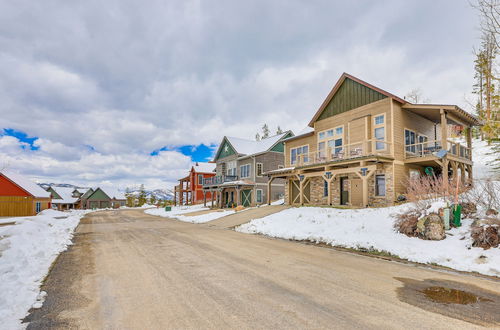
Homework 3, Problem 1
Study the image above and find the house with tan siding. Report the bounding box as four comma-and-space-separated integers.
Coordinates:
266, 73, 481, 208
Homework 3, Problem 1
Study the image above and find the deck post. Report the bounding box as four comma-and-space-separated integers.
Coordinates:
203, 191, 206, 207
236, 187, 240, 206
440, 109, 448, 151
466, 125, 472, 159
267, 177, 275, 205
299, 180, 304, 205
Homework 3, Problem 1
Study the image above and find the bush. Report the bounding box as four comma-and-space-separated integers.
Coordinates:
471, 218, 500, 249
394, 209, 421, 237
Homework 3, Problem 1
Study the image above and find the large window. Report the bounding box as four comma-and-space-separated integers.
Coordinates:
375, 175, 386, 196
198, 174, 203, 185
373, 115, 385, 150
318, 126, 343, 157
291, 145, 309, 164
240, 164, 251, 178
405, 129, 416, 153
256, 163, 263, 177
256, 189, 263, 203
226, 161, 236, 176
36, 202, 41, 213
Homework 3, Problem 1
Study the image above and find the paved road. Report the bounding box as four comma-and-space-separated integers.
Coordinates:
25, 209, 500, 329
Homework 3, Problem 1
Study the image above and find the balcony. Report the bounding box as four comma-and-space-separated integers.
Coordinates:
203, 175, 239, 187
404, 139, 471, 161
293, 140, 392, 167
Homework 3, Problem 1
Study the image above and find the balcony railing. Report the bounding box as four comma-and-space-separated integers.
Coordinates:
404, 139, 471, 160
292, 140, 392, 167
203, 175, 239, 187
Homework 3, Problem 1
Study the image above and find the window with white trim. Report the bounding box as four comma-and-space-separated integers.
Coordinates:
256, 189, 263, 203
290, 145, 309, 164
373, 114, 386, 150
375, 175, 386, 196
256, 163, 263, 177
226, 161, 236, 176
240, 164, 251, 178
36, 202, 41, 213
198, 174, 203, 185
318, 125, 343, 157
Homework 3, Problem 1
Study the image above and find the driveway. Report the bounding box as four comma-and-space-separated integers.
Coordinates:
25, 209, 500, 329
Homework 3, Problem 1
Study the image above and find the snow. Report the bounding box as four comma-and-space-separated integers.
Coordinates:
192, 162, 216, 173
49, 186, 78, 204
1, 171, 50, 198
236, 202, 500, 278
99, 187, 126, 200
227, 131, 289, 156
472, 139, 498, 179
145, 204, 242, 223
0, 209, 91, 329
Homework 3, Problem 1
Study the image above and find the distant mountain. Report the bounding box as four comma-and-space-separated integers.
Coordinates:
126, 188, 174, 201
38, 183, 88, 190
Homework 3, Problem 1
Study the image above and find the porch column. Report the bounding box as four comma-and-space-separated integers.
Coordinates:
442, 158, 449, 193
451, 161, 458, 181
466, 126, 472, 160
267, 177, 275, 205
236, 187, 240, 206
460, 163, 466, 185
440, 109, 448, 151
211, 190, 215, 208
173, 190, 176, 206
203, 191, 207, 207
468, 164, 474, 182
299, 180, 304, 205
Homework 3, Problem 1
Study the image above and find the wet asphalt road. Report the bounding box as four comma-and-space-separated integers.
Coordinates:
24, 209, 500, 329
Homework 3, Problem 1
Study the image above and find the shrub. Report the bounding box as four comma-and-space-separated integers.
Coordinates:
471, 218, 500, 249
394, 209, 421, 237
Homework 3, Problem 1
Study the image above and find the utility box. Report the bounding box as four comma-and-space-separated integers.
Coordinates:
165, 206, 172, 212
452, 204, 462, 227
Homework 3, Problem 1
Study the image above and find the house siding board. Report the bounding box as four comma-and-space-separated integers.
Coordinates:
317, 77, 387, 122
87, 189, 110, 201
46, 187, 62, 200
216, 140, 236, 160
0, 175, 31, 196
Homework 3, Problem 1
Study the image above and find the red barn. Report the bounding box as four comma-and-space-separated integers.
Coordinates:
0, 171, 52, 217
175, 162, 216, 205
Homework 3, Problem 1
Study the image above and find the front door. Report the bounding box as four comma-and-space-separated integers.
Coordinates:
340, 177, 349, 205
241, 189, 252, 207
351, 179, 363, 207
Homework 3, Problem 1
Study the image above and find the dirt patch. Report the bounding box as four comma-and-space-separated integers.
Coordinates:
183, 209, 223, 217
395, 277, 500, 326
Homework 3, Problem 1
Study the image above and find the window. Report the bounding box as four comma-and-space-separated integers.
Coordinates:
335, 127, 343, 135
36, 202, 41, 213
226, 161, 236, 176
198, 174, 203, 185
319, 132, 325, 140
375, 175, 386, 196
373, 115, 386, 150
290, 145, 309, 164
374, 115, 384, 125
240, 164, 251, 178
256, 163, 263, 177
323, 180, 328, 197
256, 189, 263, 203
318, 126, 343, 156
405, 129, 416, 153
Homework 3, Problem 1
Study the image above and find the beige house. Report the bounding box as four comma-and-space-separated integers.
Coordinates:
267, 73, 481, 208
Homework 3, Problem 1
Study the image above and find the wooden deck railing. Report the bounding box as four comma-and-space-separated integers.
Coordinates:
202, 175, 239, 187
404, 139, 471, 160
293, 140, 392, 167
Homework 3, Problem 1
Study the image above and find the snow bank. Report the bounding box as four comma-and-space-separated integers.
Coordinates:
0, 209, 91, 329
472, 139, 498, 179
236, 204, 500, 277
145, 204, 239, 223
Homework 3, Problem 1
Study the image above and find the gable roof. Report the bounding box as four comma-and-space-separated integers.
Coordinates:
214, 131, 292, 160
0, 171, 51, 198
49, 186, 79, 204
308, 73, 407, 127
100, 187, 126, 200
191, 162, 216, 174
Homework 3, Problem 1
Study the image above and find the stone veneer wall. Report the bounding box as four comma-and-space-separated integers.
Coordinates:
368, 163, 394, 207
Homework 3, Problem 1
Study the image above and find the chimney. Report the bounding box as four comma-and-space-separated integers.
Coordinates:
196, 162, 199, 166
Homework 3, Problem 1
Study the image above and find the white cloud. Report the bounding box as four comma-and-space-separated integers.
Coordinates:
0, 0, 481, 189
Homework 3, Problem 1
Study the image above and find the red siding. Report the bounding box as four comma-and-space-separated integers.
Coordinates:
0, 175, 31, 196
190, 168, 216, 204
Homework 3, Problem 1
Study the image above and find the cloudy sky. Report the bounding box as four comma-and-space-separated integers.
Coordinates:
0, 0, 481, 190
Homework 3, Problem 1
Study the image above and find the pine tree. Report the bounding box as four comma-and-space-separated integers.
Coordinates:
255, 133, 261, 141
262, 123, 270, 139
138, 184, 147, 206
276, 126, 283, 134
125, 187, 134, 207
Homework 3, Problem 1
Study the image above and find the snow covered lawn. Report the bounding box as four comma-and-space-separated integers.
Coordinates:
0, 209, 91, 329
236, 204, 500, 278
145, 204, 254, 224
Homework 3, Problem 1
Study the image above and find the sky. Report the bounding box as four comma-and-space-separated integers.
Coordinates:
0, 0, 482, 191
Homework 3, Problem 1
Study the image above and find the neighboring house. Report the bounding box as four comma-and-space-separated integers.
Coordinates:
267, 73, 481, 208
0, 171, 51, 216
174, 162, 216, 205
203, 131, 293, 207
74, 188, 94, 209
85, 188, 126, 209
46, 186, 80, 210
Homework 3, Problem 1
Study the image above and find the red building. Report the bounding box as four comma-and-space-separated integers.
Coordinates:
174, 162, 216, 205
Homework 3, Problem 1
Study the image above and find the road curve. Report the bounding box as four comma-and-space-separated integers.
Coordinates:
25, 209, 500, 329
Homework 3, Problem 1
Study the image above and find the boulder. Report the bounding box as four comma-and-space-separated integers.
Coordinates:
416, 213, 446, 240
486, 208, 499, 216
471, 218, 500, 249
461, 202, 477, 217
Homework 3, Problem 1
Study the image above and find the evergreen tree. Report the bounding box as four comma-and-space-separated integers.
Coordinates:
138, 184, 147, 206
262, 123, 270, 139
150, 194, 157, 205
276, 126, 283, 134
125, 187, 134, 207
255, 133, 261, 141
